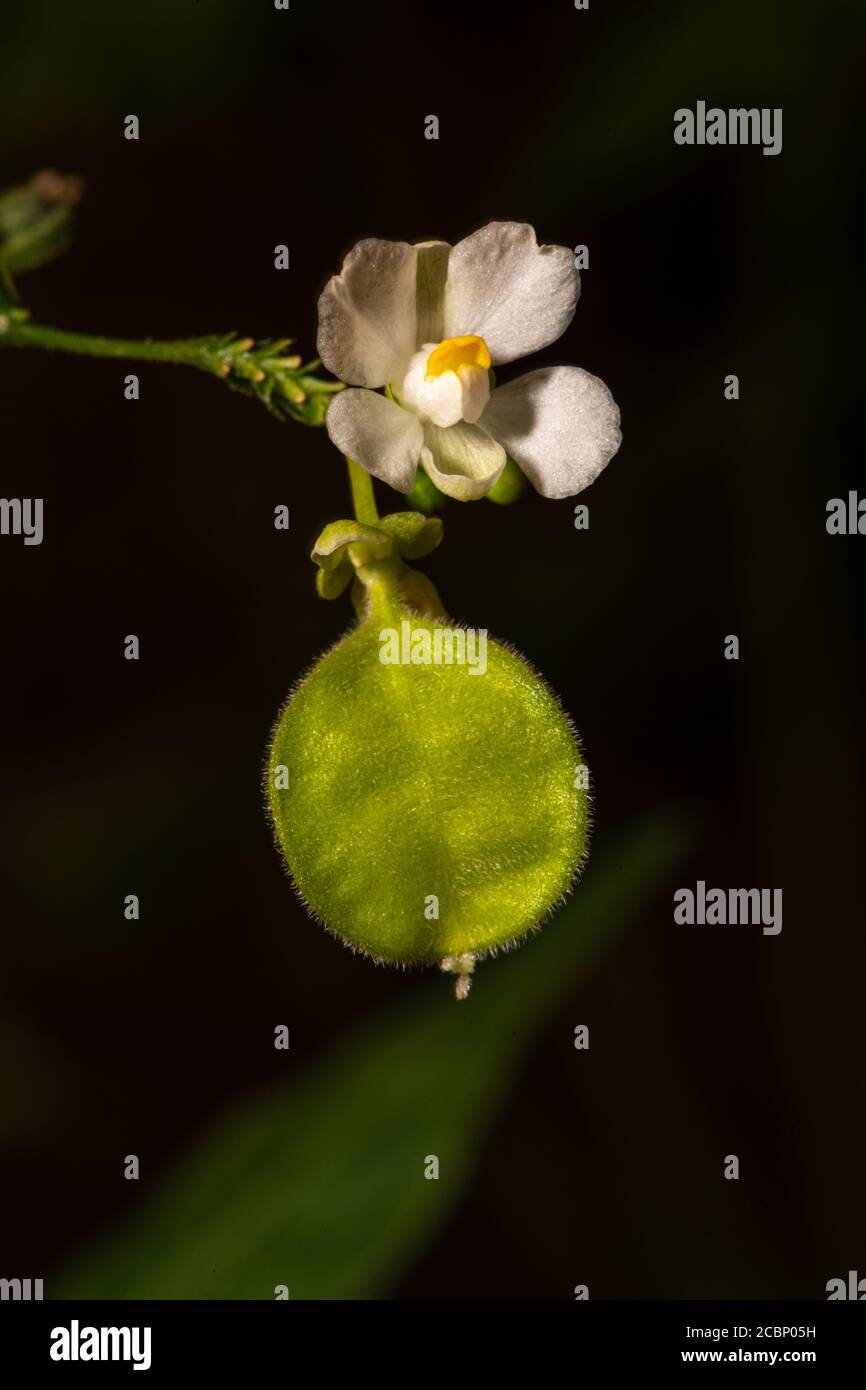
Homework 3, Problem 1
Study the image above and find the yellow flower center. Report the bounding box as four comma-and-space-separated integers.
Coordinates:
425, 334, 491, 381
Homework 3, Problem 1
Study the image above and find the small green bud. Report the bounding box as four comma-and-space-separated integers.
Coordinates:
486, 455, 527, 505
405, 468, 448, 513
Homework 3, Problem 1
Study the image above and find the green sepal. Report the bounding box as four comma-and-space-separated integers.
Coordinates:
378, 511, 443, 559
395, 567, 447, 618
315, 563, 353, 600
311, 519, 394, 571
311, 514, 444, 601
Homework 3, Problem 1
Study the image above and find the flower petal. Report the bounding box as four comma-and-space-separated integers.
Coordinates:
325, 389, 424, 493
483, 369, 619, 500
443, 222, 578, 366
317, 238, 418, 388
420, 421, 506, 501
481, 366, 621, 500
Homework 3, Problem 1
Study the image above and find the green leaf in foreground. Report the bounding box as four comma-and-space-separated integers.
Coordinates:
55, 817, 685, 1300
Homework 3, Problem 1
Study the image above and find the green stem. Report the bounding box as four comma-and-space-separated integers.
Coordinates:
346, 456, 379, 525
0, 319, 223, 371
0, 314, 344, 425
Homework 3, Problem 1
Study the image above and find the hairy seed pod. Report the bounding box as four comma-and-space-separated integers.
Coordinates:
267, 554, 589, 982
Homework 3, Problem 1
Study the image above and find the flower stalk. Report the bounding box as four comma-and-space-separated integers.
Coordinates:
346, 456, 380, 525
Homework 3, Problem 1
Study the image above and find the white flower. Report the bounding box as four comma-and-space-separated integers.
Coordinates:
317, 221, 621, 501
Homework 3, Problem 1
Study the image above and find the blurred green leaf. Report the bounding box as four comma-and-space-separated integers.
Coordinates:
56, 815, 685, 1300
0, 170, 82, 278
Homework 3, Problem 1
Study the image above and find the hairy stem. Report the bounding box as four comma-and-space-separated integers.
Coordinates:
0, 315, 343, 425
0, 320, 243, 369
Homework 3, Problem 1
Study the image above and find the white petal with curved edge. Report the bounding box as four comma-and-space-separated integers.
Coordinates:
325, 389, 424, 493
481, 366, 621, 499
420, 421, 506, 501
443, 222, 579, 366
317, 238, 418, 388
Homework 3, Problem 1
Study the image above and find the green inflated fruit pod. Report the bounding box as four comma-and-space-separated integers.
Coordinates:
266, 513, 590, 997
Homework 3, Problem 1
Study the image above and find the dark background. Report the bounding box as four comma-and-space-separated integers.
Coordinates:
1, 0, 863, 1299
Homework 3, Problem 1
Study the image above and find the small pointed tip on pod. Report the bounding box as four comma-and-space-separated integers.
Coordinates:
441, 952, 475, 1001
